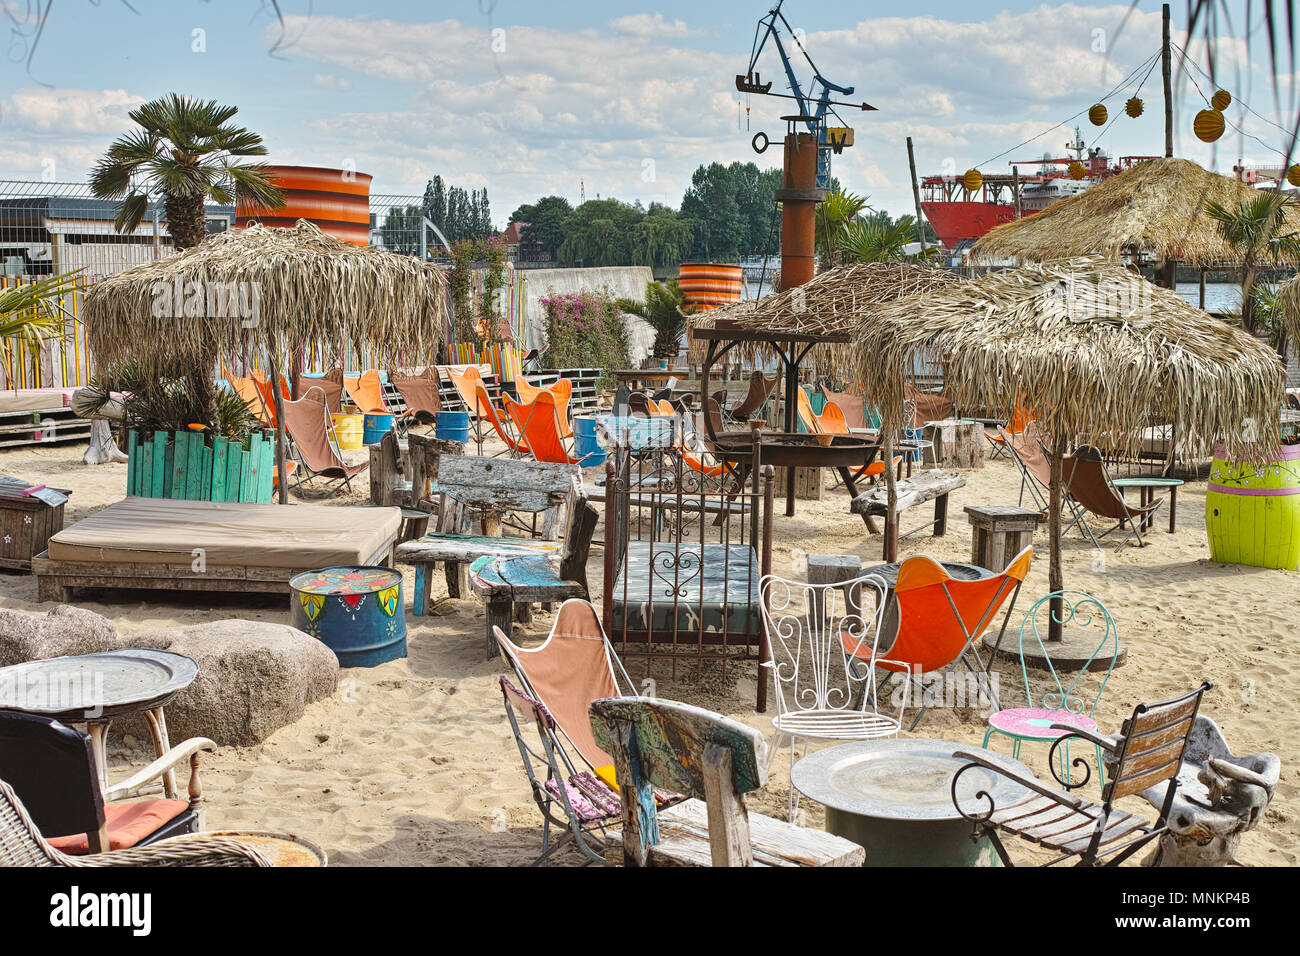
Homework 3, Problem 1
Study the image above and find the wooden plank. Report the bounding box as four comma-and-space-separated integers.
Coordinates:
141, 438, 154, 498
211, 437, 228, 502
436, 455, 577, 514
256, 432, 275, 503
185, 431, 203, 500
850, 469, 966, 517
171, 430, 188, 499
151, 431, 167, 498
243, 433, 262, 503
396, 534, 558, 564
126, 430, 139, 496
199, 445, 213, 502
162, 439, 175, 499
702, 742, 753, 866
224, 445, 242, 502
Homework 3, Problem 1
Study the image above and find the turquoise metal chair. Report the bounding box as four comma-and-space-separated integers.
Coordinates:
983, 591, 1119, 789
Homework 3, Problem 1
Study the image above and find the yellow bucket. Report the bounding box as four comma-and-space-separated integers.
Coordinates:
331, 413, 364, 451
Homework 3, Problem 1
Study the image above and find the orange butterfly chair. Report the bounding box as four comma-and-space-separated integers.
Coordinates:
503, 391, 579, 464
795, 387, 899, 484
446, 366, 520, 454
343, 370, 398, 415
648, 399, 725, 478
224, 370, 272, 426
844, 546, 1034, 730
515, 377, 574, 439
985, 394, 1035, 460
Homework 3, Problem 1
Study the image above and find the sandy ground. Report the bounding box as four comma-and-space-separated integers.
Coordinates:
0, 435, 1296, 867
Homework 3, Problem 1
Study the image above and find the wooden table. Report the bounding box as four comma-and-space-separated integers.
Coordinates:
964, 505, 1043, 570
611, 369, 682, 392
1111, 476, 1183, 533
0, 649, 197, 793
791, 738, 1034, 866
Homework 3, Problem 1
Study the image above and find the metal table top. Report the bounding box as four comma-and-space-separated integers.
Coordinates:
791, 738, 1033, 822
1110, 476, 1185, 488
861, 560, 990, 587
0, 649, 198, 721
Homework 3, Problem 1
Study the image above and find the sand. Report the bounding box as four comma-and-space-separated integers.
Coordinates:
1, 438, 1295, 866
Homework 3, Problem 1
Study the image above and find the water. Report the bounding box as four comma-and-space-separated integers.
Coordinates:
1176, 282, 1241, 313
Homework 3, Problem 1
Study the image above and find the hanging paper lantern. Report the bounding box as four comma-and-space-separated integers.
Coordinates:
1088, 103, 1108, 126
1068, 161, 1088, 180
1211, 89, 1232, 111
1125, 97, 1144, 118
961, 169, 983, 192
1193, 109, 1225, 142
1288, 164, 1300, 187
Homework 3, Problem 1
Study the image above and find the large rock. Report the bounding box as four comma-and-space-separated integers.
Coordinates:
0, 606, 337, 746
124, 620, 338, 747
0, 604, 123, 667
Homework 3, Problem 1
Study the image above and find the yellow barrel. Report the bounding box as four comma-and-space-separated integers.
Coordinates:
331, 413, 364, 451
1206, 444, 1300, 570
678, 262, 743, 312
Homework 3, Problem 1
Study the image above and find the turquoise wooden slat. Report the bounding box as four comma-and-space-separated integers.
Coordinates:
151, 431, 167, 498
224, 445, 243, 502
169, 431, 187, 499
242, 434, 260, 503
141, 438, 154, 498
186, 431, 204, 500
256, 431, 275, 502
200, 445, 213, 501
126, 430, 138, 496
162, 441, 175, 498
212, 437, 228, 501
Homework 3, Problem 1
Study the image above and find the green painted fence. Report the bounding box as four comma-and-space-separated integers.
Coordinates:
126, 428, 277, 503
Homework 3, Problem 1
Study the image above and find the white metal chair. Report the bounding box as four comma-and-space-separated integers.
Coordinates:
760, 571, 906, 821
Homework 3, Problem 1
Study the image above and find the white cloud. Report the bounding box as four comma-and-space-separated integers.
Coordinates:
3, 88, 142, 134
609, 13, 699, 38
313, 73, 351, 91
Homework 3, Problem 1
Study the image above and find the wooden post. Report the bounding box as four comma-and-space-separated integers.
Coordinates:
883, 432, 899, 563
906, 136, 927, 251
1047, 436, 1066, 642
268, 339, 290, 505
1199, 268, 1207, 309
1012, 166, 1022, 219
1162, 3, 1173, 159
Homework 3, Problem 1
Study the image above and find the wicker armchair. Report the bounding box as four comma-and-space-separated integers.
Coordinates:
1, 780, 270, 867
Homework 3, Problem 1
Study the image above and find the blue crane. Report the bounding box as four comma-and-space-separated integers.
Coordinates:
736, 1, 875, 189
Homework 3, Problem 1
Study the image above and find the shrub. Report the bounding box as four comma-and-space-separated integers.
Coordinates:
540, 289, 629, 388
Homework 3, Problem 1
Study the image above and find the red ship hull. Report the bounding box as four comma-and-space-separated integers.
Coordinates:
921, 201, 1018, 250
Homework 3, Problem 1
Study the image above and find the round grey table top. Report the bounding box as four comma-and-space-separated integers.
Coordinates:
861, 560, 990, 587
791, 738, 1034, 822
1110, 476, 1184, 488
0, 649, 198, 721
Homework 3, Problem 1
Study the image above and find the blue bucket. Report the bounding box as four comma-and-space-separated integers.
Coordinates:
289, 566, 407, 668
573, 416, 606, 468
436, 410, 470, 445
363, 412, 395, 444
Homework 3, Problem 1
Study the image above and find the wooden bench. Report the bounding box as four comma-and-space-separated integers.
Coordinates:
467, 494, 599, 658
850, 469, 967, 561
398, 452, 579, 612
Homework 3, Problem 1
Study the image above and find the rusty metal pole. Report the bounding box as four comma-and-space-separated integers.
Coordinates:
773, 130, 825, 515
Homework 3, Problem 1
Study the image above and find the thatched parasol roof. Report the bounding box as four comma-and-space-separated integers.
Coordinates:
854, 257, 1285, 461
970, 158, 1300, 268
84, 219, 447, 373
1279, 273, 1300, 350
688, 262, 963, 372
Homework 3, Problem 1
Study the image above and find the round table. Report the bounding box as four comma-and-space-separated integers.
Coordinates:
1110, 476, 1183, 533
791, 738, 1034, 866
0, 649, 198, 792
159, 830, 327, 867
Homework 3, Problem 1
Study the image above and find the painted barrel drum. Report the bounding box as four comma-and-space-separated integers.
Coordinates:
573, 416, 607, 468
436, 410, 470, 444
331, 413, 364, 450
236, 165, 372, 246
289, 566, 406, 667
363, 413, 395, 445
678, 262, 743, 312
1206, 444, 1300, 570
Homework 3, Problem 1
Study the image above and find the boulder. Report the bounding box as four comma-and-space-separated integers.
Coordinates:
0, 606, 337, 747
124, 620, 338, 747
0, 604, 123, 668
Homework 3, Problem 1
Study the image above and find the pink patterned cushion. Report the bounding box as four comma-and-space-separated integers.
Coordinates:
544, 772, 619, 823
988, 707, 1098, 740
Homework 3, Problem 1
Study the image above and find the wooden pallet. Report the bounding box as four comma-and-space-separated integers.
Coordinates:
0, 406, 93, 449
125, 428, 277, 503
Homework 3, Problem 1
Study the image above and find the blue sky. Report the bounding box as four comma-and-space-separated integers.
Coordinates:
1, 1, 1293, 227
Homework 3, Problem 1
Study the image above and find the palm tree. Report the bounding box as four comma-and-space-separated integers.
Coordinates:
1250, 281, 1291, 364
838, 214, 937, 265
619, 281, 687, 359
816, 188, 870, 272
90, 94, 283, 250
1204, 192, 1300, 335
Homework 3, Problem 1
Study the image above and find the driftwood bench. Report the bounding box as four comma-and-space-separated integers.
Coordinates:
468, 495, 599, 658
397, 454, 579, 613
850, 469, 966, 560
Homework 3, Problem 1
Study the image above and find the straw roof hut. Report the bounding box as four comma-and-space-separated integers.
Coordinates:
1279, 273, 1300, 350
853, 257, 1286, 634
970, 158, 1300, 268
84, 219, 449, 501
688, 262, 962, 373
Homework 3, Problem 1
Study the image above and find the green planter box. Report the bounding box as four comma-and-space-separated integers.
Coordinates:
125, 428, 276, 503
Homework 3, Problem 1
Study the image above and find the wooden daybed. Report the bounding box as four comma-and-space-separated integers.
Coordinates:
32, 496, 401, 602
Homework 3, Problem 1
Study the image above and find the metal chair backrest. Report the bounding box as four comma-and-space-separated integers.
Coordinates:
0, 710, 104, 848
761, 572, 889, 716
1015, 591, 1119, 717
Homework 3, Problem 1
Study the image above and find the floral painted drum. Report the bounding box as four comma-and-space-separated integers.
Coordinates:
289, 566, 406, 668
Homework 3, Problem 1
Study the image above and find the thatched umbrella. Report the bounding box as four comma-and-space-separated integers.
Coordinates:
854, 257, 1286, 639
1279, 273, 1300, 353
84, 220, 448, 502
970, 158, 1300, 278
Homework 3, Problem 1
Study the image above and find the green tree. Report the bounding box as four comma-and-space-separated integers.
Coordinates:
816, 187, 871, 271
619, 280, 687, 358
521, 195, 573, 261
424, 176, 447, 233
90, 94, 283, 250
838, 214, 936, 265
1205, 192, 1300, 334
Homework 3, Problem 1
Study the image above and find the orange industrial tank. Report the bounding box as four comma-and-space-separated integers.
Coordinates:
678, 262, 743, 312
236, 165, 372, 246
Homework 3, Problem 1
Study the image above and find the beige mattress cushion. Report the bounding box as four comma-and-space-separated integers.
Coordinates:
49, 497, 401, 569
0, 389, 72, 413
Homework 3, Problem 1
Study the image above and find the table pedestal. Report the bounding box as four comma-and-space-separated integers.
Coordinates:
824, 810, 1002, 867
